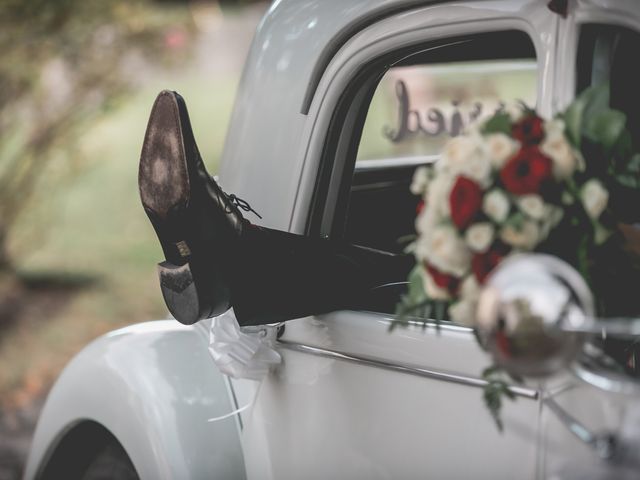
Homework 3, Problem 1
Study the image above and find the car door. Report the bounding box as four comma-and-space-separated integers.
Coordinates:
233, 3, 558, 479
542, 2, 640, 478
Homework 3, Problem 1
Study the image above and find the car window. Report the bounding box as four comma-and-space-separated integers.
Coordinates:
344, 32, 537, 256
316, 30, 538, 315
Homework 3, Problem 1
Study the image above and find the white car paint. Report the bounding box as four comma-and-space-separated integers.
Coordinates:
24, 321, 245, 479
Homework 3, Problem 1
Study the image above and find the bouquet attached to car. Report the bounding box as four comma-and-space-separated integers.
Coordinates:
400, 84, 640, 427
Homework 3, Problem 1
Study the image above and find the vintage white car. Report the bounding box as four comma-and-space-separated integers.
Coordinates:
23, 0, 640, 478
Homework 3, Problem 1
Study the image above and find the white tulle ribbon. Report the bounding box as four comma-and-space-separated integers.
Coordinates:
206, 309, 281, 423
207, 309, 282, 380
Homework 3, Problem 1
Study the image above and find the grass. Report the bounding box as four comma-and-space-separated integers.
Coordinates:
1, 73, 239, 408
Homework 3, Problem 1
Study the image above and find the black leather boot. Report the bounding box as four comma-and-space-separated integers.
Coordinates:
139, 91, 413, 326
139, 90, 250, 324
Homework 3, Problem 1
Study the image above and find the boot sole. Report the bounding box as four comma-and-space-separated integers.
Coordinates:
139, 91, 212, 325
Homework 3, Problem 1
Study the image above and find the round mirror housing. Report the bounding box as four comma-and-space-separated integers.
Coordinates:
476, 254, 593, 377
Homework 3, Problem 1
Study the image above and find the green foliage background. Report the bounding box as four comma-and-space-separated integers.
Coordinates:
0, 0, 264, 414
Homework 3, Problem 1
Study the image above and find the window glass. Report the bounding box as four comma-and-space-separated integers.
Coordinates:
356, 59, 537, 164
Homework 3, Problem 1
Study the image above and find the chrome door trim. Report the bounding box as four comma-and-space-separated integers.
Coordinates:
371, 315, 476, 334
276, 339, 539, 399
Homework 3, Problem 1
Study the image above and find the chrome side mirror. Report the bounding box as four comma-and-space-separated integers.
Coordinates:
476, 254, 592, 377
477, 253, 640, 386
476, 254, 640, 462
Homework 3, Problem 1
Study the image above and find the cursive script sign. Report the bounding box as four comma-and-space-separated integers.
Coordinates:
383, 79, 510, 143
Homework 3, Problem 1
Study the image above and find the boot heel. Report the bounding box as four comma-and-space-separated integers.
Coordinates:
158, 261, 201, 325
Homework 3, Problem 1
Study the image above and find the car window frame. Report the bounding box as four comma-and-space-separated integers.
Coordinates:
306, 30, 542, 243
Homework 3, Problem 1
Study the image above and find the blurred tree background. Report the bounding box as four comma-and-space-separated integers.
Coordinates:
0, 0, 266, 477
0, 0, 193, 270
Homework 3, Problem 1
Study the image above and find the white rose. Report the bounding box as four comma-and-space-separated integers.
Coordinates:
439, 136, 479, 175
465, 222, 495, 253
442, 133, 493, 186
581, 179, 609, 219
425, 224, 471, 277
539, 205, 564, 239
460, 151, 492, 187
548, 205, 564, 227
544, 119, 565, 138
422, 268, 451, 301
449, 298, 477, 326
517, 195, 545, 220
413, 235, 430, 262
415, 207, 436, 235
504, 102, 525, 122
460, 274, 480, 301
486, 133, 519, 169
426, 174, 454, 220
483, 189, 510, 224
541, 131, 577, 180
410, 166, 430, 195
500, 219, 539, 250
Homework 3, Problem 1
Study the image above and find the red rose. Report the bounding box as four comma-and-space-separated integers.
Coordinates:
500, 146, 552, 195
449, 176, 483, 229
512, 114, 544, 145
425, 263, 460, 295
416, 200, 425, 215
472, 246, 508, 284
495, 330, 512, 358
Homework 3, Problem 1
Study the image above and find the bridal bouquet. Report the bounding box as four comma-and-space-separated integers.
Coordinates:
400, 85, 640, 427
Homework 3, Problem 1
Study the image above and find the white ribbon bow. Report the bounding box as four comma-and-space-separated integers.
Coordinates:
208, 309, 282, 380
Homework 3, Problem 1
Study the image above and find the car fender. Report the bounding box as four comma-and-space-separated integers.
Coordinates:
23, 320, 246, 480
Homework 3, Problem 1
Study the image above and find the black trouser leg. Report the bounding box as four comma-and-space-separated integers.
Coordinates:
230, 225, 413, 326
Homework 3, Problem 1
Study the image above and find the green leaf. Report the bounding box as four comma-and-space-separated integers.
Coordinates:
562, 84, 610, 148
481, 365, 519, 433
481, 112, 512, 136
594, 222, 612, 246
504, 212, 525, 229
616, 130, 633, 160
584, 109, 627, 152
407, 264, 427, 305
482, 365, 502, 377
628, 153, 640, 173
576, 235, 592, 287
616, 173, 640, 188
582, 83, 611, 120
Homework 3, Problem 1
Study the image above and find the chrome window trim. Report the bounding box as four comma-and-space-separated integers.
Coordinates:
276, 339, 539, 400
354, 155, 437, 172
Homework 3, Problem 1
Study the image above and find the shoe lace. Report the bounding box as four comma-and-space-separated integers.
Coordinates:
226, 193, 262, 219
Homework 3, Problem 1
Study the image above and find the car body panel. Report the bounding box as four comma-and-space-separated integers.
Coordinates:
239, 313, 540, 479
23, 321, 245, 480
